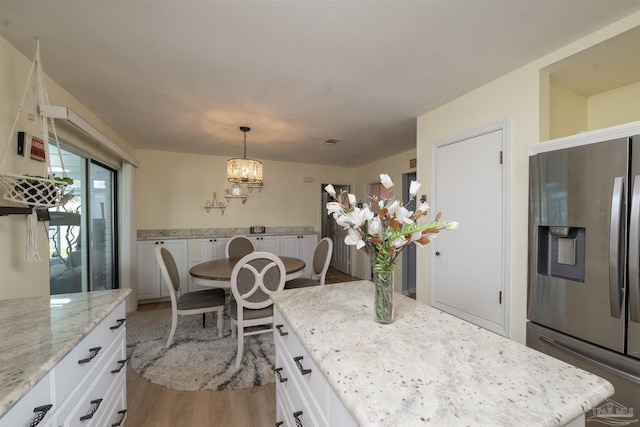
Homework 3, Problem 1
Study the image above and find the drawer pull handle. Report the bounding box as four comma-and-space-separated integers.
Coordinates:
29, 404, 53, 427
78, 347, 102, 364
275, 324, 288, 336
293, 356, 312, 375
293, 410, 304, 427
274, 367, 288, 382
110, 318, 126, 330
111, 358, 129, 374
79, 398, 103, 421
111, 409, 127, 426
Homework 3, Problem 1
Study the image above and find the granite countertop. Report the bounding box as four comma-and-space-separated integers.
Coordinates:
0, 289, 131, 418
137, 226, 317, 240
271, 281, 614, 427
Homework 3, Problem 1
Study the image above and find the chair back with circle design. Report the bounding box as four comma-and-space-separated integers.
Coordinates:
231, 251, 285, 310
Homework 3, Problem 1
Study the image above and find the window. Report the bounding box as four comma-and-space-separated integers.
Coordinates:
48, 145, 118, 294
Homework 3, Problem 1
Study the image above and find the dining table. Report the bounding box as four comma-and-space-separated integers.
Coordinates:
189, 255, 305, 289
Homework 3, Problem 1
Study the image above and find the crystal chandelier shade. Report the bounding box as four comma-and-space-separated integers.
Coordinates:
227, 157, 263, 184
227, 126, 263, 184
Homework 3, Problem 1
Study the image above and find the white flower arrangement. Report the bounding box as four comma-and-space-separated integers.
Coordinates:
325, 173, 458, 274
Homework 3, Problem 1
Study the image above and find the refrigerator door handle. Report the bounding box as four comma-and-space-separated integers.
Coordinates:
630, 176, 640, 323
610, 176, 624, 319
540, 335, 640, 385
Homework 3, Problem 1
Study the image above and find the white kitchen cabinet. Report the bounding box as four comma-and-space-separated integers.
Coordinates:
0, 301, 127, 427
279, 234, 317, 277
273, 307, 357, 427
137, 239, 188, 300
188, 237, 229, 291
248, 235, 279, 253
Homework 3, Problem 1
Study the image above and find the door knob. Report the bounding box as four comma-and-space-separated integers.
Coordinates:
435, 251, 440, 256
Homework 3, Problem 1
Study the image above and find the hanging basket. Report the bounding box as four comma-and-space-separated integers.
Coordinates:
0, 38, 74, 261
0, 173, 71, 208
0, 39, 72, 211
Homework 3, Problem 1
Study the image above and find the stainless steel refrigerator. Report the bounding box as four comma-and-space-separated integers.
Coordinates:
527, 135, 640, 426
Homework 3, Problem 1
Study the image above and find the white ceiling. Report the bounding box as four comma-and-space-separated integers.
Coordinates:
2, 1, 640, 167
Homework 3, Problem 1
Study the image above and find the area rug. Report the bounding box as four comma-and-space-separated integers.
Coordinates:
126, 308, 275, 392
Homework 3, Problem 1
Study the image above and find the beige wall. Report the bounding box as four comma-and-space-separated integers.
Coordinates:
588, 81, 640, 130
549, 83, 587, 139
549, 80, 640, 140
136, 149, 355, 231
417, 12, 640, 344
0, 36, 135, 300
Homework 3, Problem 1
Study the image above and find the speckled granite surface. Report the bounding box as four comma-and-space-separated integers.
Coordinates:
137, 226, 316, 240
271, 281, 614, 427
0, 289, 131, 418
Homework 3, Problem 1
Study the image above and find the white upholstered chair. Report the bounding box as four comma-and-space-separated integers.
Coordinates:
230, 251, 286, 369
225, 235, 256, 258
284, 237, 333, 289
155, 244, 226, 348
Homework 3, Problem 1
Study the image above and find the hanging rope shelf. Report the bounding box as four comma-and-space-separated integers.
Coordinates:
0, 38, 73, 261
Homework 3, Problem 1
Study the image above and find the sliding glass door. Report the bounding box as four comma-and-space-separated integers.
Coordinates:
48, 145, 118, 294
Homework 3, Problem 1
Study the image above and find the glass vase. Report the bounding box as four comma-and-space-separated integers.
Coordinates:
373, 268, 394, 324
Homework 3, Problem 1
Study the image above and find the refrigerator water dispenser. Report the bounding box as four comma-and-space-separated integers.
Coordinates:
537, 226, 585, 282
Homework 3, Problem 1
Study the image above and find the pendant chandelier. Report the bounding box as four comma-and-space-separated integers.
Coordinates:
227, 126, 263, 185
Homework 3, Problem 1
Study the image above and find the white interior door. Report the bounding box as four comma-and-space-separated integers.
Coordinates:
431, 124, 508, 336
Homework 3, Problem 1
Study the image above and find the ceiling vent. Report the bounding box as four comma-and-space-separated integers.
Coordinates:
322, 138, 342, 146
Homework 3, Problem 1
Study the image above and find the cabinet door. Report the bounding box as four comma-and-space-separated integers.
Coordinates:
279, 235, 299, 258
249, 236, 278, 253
136, 241, 161, 300
280, 235, 317, 277
261, 236, 279, 254
188, 239, 212, 291
200, 239, 215, 262
189, 238, 228, 291
211, 237, 229, 259
137, 240, 188, 300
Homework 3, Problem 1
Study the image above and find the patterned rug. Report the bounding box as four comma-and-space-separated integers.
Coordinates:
126, 308, 275, 392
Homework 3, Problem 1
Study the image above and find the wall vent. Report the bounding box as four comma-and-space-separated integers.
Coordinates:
322, 138, 342, 145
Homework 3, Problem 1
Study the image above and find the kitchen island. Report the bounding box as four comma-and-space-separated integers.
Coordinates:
0, 289, 131, 424
270, 281, 614, 426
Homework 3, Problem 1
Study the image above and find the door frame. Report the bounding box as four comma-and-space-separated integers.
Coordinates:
430, 118, 511, 337
402, 171, 417, 295
321, 183, 351, 275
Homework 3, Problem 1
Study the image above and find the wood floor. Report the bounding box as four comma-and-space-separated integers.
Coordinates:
126, 365, 276, 426
126, 268, 360, 426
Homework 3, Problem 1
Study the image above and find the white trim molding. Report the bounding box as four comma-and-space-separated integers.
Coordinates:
43, 105, 139, 167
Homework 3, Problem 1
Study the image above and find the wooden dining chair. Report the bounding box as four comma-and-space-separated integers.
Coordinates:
155, 244, 226, 348
230, 251, 286, 369
225, 235, 256, 258
285, 237, 333, 289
